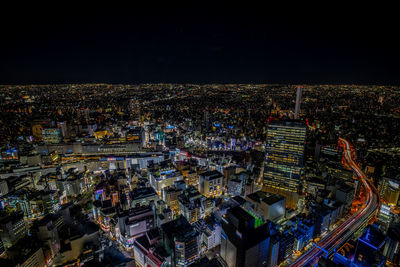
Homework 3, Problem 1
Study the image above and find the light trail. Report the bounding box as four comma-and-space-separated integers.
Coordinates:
289, 138, 379, 267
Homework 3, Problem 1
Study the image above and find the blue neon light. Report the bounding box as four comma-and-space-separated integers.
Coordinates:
314, 244, 328, 255
358, 238, 378, 251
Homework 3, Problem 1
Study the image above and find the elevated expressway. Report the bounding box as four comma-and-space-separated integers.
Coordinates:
290, 138, 380, 267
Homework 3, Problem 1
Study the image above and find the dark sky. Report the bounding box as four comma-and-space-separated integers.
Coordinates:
1, 4, 399, 85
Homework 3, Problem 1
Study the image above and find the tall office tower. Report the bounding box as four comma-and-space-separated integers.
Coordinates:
220, 206, 271, 267
204, 110, 209, 128
294, 86, 303, 119
354, 225, 386, 267
383, 224, 400, 265
263, 121, 306, 208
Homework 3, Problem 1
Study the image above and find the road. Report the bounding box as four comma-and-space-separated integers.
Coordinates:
289, 138, 379, 267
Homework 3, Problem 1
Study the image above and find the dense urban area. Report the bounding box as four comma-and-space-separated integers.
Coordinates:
0, 84, 399, 267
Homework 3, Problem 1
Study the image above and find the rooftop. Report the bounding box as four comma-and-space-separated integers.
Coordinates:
161, 215, 194, 241
5, 236, 43, 265
227, 205, 254, 223
263, 194, 285, 205
200, 170, 223, 179
130, 187, 157, 200
246, 190, 269, 203
359, 225, 386, 250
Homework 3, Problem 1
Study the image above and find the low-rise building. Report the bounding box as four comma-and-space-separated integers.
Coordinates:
2, 236, 46, 267
193, 219, 222, 253
0, 211, 26, 248
246, 191, 286, 223
133, 228, 171, 267
161, 186, 183, 215
116, 205, 155, 247
178, 186, 203, 224
129, 187, 159, 208
199, 170, 223, 197
150, 169, 183, 194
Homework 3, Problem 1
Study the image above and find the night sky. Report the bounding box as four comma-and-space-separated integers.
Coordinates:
1, 5, 398, 85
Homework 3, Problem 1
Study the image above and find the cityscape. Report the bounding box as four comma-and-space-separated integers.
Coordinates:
0, 84, 399, 267
1, 5, 400, 267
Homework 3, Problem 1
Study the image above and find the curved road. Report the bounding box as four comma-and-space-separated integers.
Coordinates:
290, 138, 379, 267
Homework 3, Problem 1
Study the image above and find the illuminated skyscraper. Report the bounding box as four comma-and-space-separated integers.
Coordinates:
263, 121, 306, 208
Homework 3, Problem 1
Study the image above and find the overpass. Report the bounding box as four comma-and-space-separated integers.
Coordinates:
290, 138, 380, 266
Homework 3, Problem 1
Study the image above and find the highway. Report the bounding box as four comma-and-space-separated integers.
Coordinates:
289, 138, 379, 267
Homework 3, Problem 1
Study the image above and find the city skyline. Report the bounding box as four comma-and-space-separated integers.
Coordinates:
1, 83, 399, 266
1, 4, 399, 267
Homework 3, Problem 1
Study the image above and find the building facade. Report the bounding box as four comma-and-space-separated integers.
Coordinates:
263, 121, 306, 208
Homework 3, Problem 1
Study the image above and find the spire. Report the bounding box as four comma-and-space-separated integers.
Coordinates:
295, 86, 303, 119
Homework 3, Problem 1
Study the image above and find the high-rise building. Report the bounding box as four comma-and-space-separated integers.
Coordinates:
383, 224, 400, 265
294, 86, 303, 119
204, 110, 209, 128
354, 225, 386, 267
220, 206, 271, 267
276, 230, 296, 264
335, 183, 355, 214
161, 216, 200, 266
267, 236, 280, 267
263, 121, 306, 208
